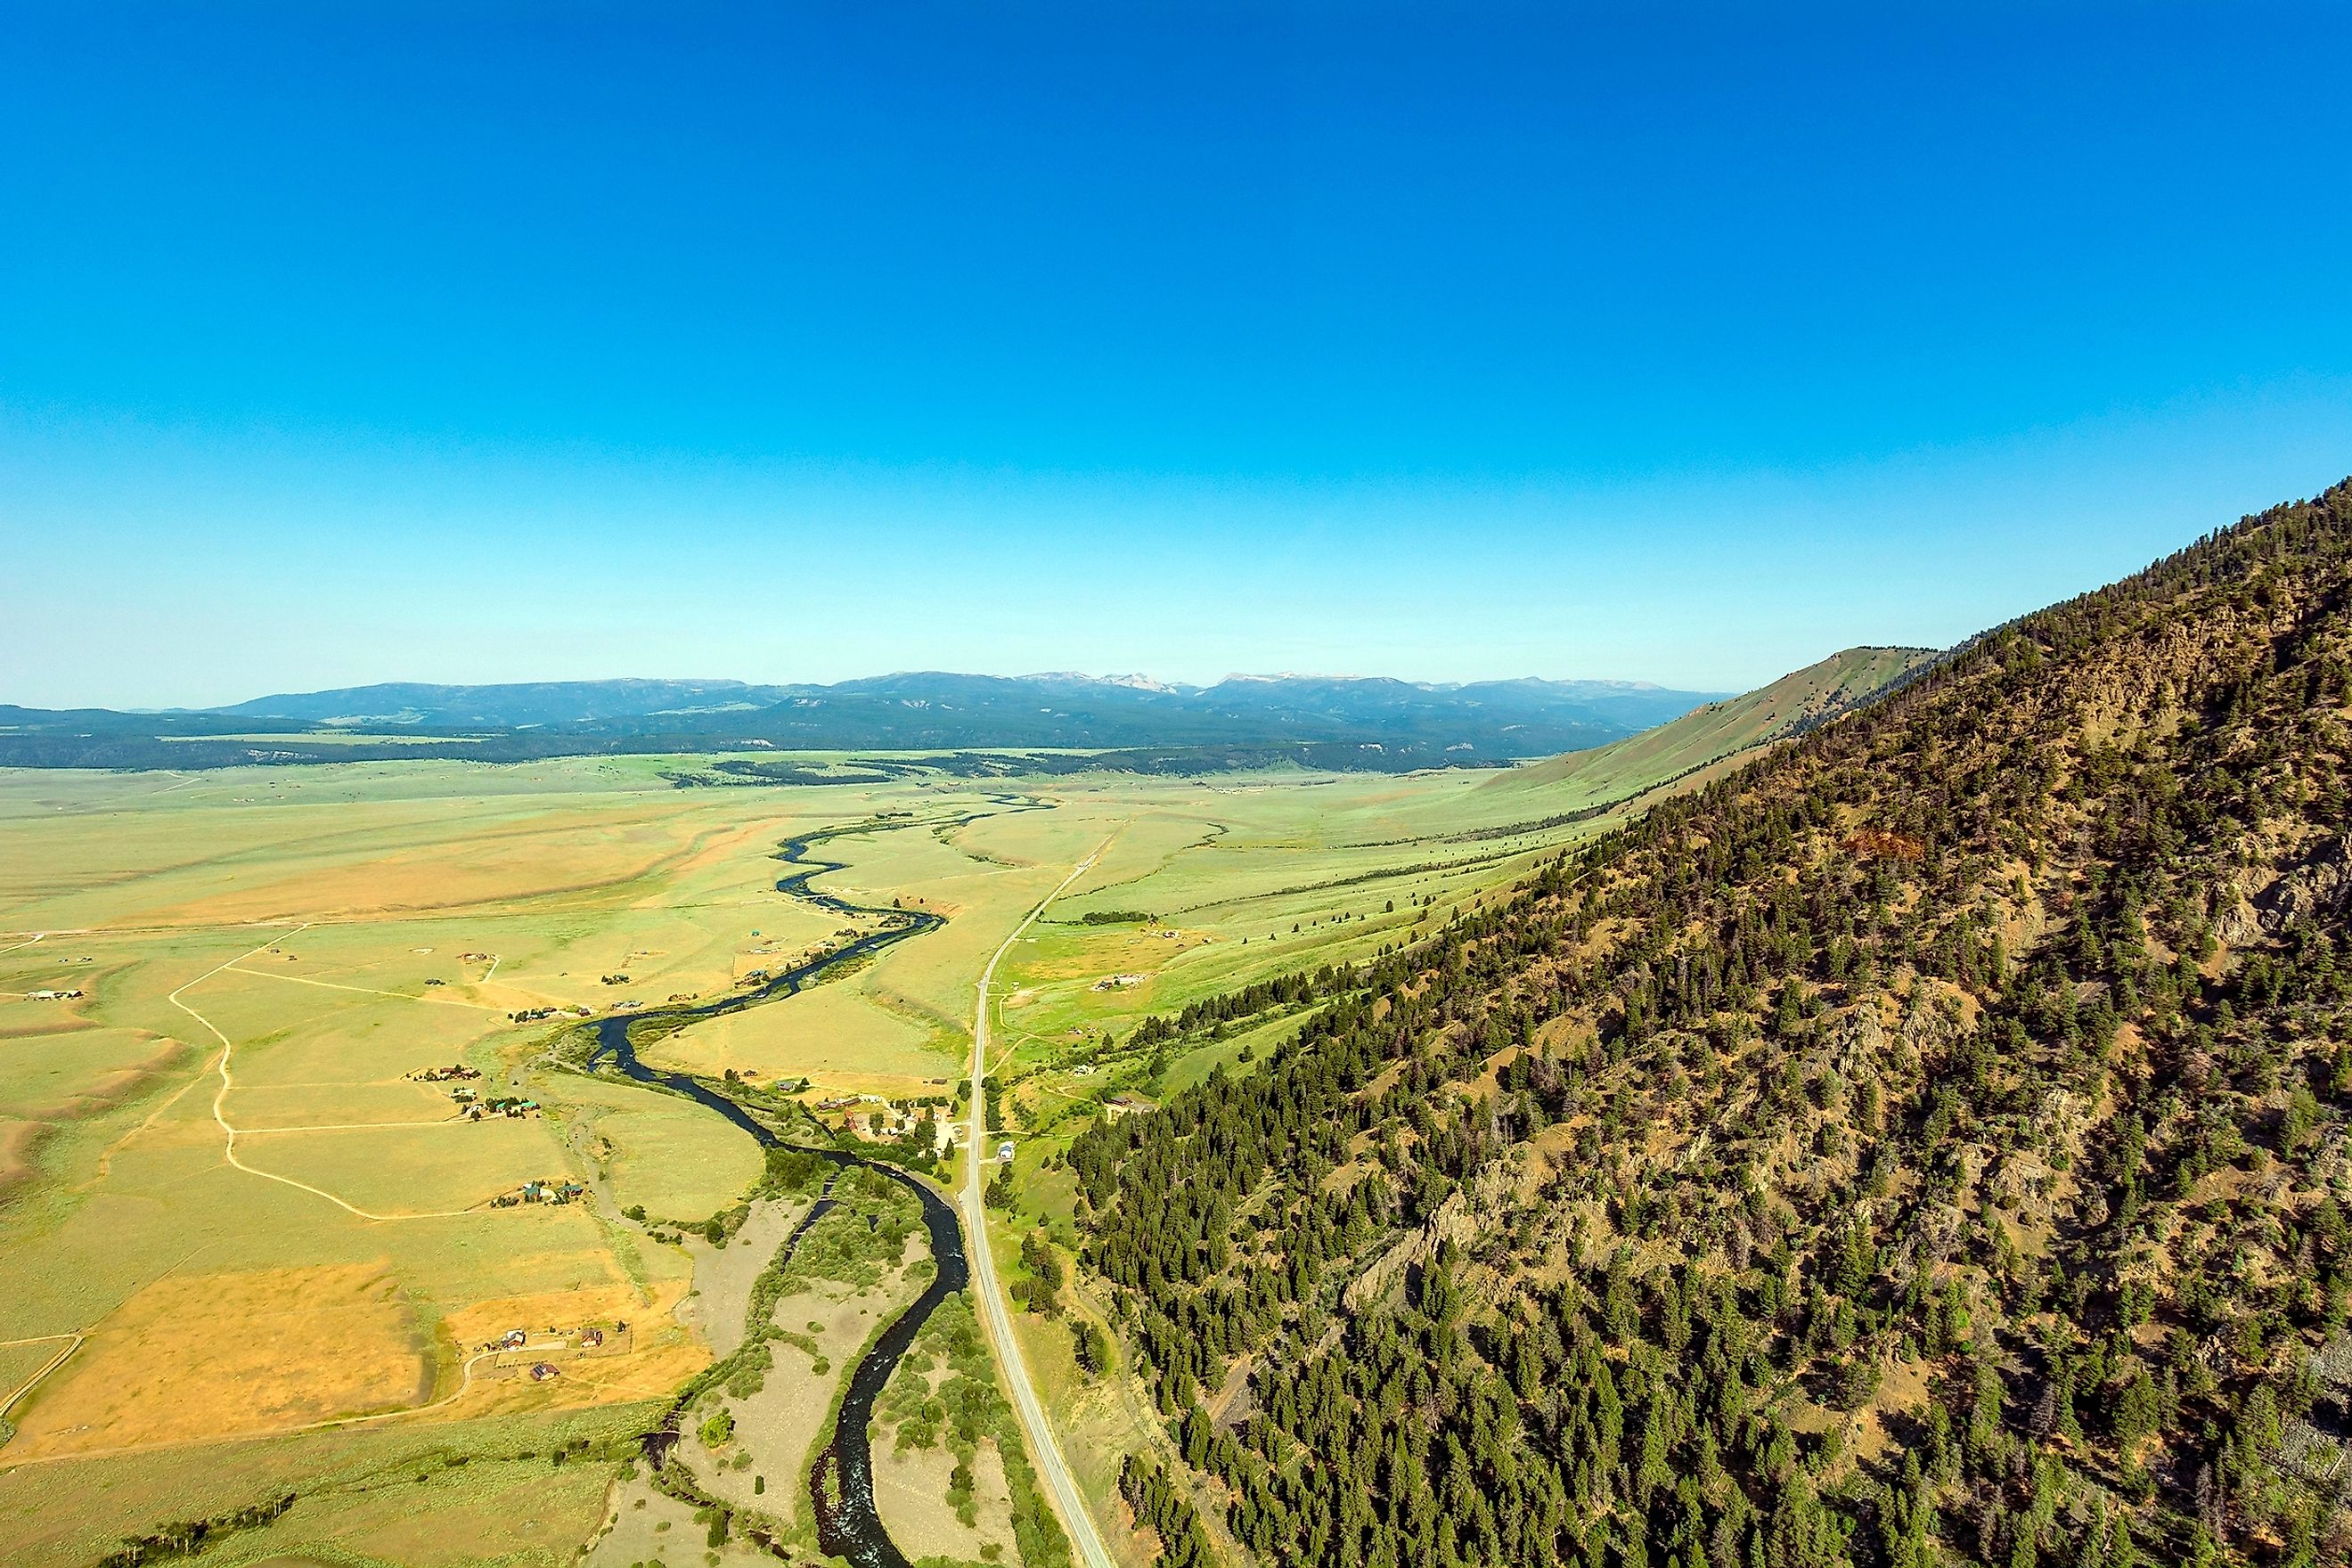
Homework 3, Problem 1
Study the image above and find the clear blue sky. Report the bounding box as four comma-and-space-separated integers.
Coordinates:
5, 2, 2349, 708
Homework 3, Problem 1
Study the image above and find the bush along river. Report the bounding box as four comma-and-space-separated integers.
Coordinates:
577, 808, 1024, 1568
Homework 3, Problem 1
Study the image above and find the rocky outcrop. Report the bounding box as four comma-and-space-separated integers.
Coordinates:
2220, 833, 2352, 946
2258, 834, 2352, 931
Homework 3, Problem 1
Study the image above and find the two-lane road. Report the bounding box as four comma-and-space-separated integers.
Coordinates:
962, 845, 1119, 1568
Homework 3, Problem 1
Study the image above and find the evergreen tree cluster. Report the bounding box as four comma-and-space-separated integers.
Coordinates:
1071, 481, 2352, 1566
1131, 966, 1347, 1047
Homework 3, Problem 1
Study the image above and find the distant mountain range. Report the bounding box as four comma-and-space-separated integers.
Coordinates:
213, 677, 778, 728
0, 671, 1728, 772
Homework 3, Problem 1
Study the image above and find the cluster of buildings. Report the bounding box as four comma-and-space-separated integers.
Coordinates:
489, 1175, 584, 1207
14, 956, 94, 1000
483, 1321, 619, 1352
457, 1093, 540, 1121
812, 1092, 956, 1152
1090, 972, 1148, 991
476, 1319, 628, 1383
507, 1005, 593, 1023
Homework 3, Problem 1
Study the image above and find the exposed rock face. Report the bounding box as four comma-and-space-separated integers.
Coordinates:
2220, 833, 2352, 945
2216, 894, 2264, 949
1342, 1189, 1476, 1314
2256, 833, 2352, 933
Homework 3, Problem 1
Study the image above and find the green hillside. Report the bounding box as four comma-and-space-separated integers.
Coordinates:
1482, 644, 1936, 813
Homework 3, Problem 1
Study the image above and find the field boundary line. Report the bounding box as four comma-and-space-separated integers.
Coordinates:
234, 1119, 473, 1135
0, 1335, 85, 1426
221, 963, 502, 1009
171, 922, 479, 1223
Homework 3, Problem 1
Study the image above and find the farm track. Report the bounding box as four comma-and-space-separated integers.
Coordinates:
171, 922, 483, 1222
0, 1336, 84, 1428
220, 963, 502, 1009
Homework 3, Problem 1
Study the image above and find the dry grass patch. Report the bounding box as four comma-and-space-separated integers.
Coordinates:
437, 1279, 704, 1417
130, 807, 714, 927
873, 1435, 1017, 1563
6, 1262, 429, 1458
237, 1118, 555, 1214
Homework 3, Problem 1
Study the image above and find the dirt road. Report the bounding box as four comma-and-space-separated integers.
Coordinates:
960, 845, 1117, 1568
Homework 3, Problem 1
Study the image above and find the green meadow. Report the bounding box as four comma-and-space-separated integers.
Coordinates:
0, 705, 1773, 1563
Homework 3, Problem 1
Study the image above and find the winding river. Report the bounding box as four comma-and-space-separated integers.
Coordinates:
580, 810, 1014, 1568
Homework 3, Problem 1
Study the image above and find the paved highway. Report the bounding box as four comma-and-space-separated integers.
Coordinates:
962, 846, 1119, 1568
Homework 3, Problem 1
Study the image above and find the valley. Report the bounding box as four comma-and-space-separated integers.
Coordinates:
13, 12, 2332, 1564
0, 677, 1802, 1565
10, 482, 2351, 1568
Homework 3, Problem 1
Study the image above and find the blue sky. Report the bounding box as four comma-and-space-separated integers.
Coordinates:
5, 2, 2350, 708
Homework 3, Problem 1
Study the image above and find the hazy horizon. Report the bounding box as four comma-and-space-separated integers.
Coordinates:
55, 665, 1752, 716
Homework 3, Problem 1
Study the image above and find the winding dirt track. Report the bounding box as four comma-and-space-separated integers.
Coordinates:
172, 921, 481, 1222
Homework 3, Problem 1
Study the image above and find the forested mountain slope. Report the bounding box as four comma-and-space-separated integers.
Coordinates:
1069, 480, 2352, 1568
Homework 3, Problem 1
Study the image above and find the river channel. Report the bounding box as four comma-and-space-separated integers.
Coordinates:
580, 811, 1009, 1568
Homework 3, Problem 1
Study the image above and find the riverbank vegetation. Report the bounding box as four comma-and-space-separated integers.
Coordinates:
870, 1290, 1076, 1568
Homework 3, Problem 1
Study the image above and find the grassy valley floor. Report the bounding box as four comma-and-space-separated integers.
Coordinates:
0, 724, 1765, 1564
